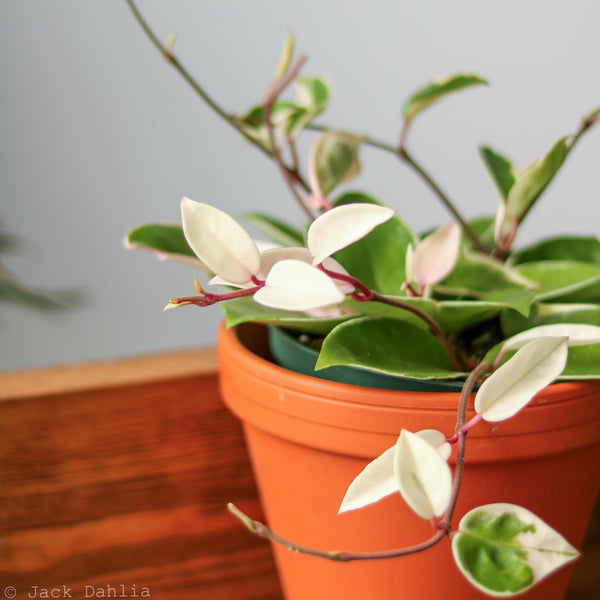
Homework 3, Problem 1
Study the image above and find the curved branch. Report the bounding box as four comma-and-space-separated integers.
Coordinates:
307, 123, 487, 253
125, 0, 272, 159
228, 503, 446, 562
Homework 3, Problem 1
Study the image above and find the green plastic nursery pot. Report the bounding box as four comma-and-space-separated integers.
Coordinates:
218, 322, 600, 600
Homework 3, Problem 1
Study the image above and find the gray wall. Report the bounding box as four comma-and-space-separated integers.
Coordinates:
1, 0, 599, 371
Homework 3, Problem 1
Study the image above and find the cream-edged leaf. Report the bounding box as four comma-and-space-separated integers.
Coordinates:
404, 243, 414, 284
308, 131, 364, 198
254, 259, 345, 311
181, 197, 260, 285
394, 429, 452, 520
338, 446, 397, 514
274, 31, 294, 79
308, 203, 395, 265
452, 503, 579, 596
402, 73, 488, 121
502, 323, 600, 351
475, 337, 568, 422
413, 222, 461, 288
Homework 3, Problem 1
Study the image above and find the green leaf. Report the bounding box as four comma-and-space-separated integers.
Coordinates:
561, 343, 600, 378
283, 77, 330, 138
486, 321, 600, 379
436, 298, 527, 332
510, 235, 600, 265
505, 136, 569, 223
532, 302, 600, 327
479, 146, 516, 200
332, 192, 417, 294
296, 76, 330, 109
126, 223, 196, 258
402, 73, 488, 121
238, 101, 304, 149
316, 317, 462, 379
453, 510, 534, 594
436, 251, 534, 298
462, 216, 496, 251
0, 276, 82, 311
241, 212, 305, 247
515, 260, 600, 302
223, 295, 350, 335
500, 302, 600, 340
453, 504, 579, 596
0, 229, 18, 253
483, 289, 536, 317
310, 131, 363, 197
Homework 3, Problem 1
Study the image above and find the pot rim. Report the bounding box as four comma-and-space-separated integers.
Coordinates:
218, 322, 600, 459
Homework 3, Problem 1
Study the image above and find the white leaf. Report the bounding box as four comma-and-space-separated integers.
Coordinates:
321, 257, 357, 294
475, 337, 568, 422
208, 244, 305, 289
307, 203, 395, 265
338, 446, 397, 514
338, 429, 451, 514
207, 274, 255, 289
394, 429, 452, 520
253, 259, 345, 311
258, 247, 313, 278
452, 503, 579, 597
413, 222, 461, 287
416, 429, 452, 461
404, 243, 414, 283
258, 247, 355, 294
502, 323, 600, 351
181, 198, 260, 285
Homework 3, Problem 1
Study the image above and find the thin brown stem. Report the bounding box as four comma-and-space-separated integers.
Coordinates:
125, 0, 272, 160
287, 138, 311, 193
513, 111, 600, 236
398, 118, 412, 152
263, 105, 315, 221
399, 149, 488, 253
264, 54, 308, 107
443, 360, 490, 526
307, 123, 487, 253
228, 503, 446, 562
370, 292, 465, 372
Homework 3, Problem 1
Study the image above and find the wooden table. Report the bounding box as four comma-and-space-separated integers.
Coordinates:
0, 350, 598, 599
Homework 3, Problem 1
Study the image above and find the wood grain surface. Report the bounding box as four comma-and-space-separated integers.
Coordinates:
0, 350, 597, 599
0, 350, 282, 600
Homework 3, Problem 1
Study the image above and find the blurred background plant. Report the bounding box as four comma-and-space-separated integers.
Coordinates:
0, 222, 82, 312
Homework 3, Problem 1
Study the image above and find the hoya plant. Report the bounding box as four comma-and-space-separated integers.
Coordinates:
125, 1, 600, 596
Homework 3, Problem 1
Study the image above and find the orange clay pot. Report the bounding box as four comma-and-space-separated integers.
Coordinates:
218, 322, 600, 600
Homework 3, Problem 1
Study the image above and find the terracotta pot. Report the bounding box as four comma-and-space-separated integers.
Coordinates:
218, 322, 600, 600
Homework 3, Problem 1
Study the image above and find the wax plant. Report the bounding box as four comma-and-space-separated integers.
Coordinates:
125, 2, 600, 595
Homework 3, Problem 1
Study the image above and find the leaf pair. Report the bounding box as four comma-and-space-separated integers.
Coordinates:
239, 76, 330, 150
482, 138, 569, 249
338, 327, 587, 518
339, 429, 452, 520
179, 197, 393, 312
407, 222, 461, 293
